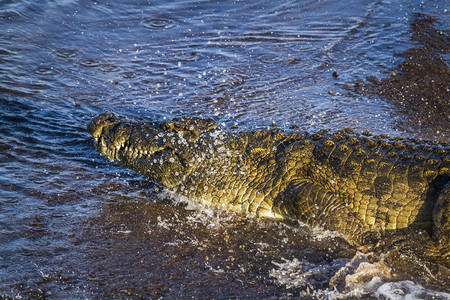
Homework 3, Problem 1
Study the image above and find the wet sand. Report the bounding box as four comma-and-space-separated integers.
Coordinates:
346, 13, 450, 140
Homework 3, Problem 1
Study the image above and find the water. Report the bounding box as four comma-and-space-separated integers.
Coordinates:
1, 0, 449, 298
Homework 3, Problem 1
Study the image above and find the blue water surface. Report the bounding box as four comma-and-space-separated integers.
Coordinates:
0, 0, 448, 298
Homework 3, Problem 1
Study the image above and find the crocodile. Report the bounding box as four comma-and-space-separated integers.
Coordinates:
88, 113, 449, 258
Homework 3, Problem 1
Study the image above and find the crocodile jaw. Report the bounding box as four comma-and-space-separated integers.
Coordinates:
89, 112, 159, 159
88, 113, 188, 189
89, 113, 122, 161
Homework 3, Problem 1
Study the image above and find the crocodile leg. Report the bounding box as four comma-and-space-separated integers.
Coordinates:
433, 183, 450, 258
273, 182, 380, 245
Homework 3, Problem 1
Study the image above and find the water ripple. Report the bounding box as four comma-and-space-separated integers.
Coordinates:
257, 54, 285, 64
78, 58, 102, 68
141, 18, 176, 29
34, 64, 59, 76
99, 63, 121, 73
172, 50, 200, 62
51, 48, 78, 59
0, 47, 13, 55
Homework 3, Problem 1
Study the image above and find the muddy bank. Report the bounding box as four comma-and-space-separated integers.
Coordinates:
346, 13, 450, 140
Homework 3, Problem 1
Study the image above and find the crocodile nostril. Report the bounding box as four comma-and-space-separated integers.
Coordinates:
88, 112, 117, 138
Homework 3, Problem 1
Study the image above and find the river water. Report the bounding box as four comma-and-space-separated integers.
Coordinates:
1, 0, 449, 299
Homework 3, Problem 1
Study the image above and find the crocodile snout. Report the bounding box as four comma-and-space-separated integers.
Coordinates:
88, 113, 118, 139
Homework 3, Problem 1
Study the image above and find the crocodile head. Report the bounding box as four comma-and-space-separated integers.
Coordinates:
88, 112, 218, 189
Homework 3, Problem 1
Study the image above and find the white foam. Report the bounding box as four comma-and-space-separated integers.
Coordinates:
270, 257, 349, 290
374, 281, 450, 300
269, 257, 317, 289
310, 225, 345, 241
269, 253, 450, 299
343, 253, 391, 289
159, 188, 241, 230
159, 188, 199, 210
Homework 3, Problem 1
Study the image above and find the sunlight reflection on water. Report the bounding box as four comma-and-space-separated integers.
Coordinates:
0, 0, 449, 298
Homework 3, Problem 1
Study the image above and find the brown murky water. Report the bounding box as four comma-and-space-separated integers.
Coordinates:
1, 0, 449, 299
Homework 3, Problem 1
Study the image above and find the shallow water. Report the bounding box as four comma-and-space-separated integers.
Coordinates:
1, 0, 449, 299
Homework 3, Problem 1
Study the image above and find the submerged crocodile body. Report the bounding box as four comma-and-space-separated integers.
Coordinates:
88, 113, 449, 257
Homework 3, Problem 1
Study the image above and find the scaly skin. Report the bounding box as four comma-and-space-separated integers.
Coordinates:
88, 113, 449, 257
